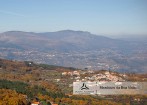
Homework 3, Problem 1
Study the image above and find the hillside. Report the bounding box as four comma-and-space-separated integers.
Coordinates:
0, 58, 147, 105
0, 30, 147, 73
0, 30, 128, 51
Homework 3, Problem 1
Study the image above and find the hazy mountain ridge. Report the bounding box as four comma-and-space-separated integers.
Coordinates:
0, 30, 147, 73
0, 30, 133, 51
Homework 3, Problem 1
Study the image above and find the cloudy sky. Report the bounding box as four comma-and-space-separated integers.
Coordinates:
0, 0, 147, 37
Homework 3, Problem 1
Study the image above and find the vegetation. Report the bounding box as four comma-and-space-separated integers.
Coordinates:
0, 58, 146, 105
0, 79, 65, 99
0, 89, 28, 105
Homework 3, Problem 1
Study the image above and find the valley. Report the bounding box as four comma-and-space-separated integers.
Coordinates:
0, 30, 147, 73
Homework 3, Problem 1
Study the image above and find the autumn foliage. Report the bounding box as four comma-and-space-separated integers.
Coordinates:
0, 89, 27, 105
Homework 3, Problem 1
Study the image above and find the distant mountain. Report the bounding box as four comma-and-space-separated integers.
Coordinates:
0, 30, 133, 52
0, 30, 147, 73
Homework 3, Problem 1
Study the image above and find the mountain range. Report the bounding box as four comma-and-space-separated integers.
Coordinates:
0, 30, 147, 73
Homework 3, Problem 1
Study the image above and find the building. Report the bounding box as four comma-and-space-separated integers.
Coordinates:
62, 72, 67, 75
73, 71, 80, 76
31, 102, 40, 105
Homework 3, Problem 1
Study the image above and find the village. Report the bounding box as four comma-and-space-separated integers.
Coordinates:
61, 70, 126, 83
31, 70, 127, 105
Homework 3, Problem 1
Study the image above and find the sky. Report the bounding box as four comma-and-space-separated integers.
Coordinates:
0, 0, 147, 37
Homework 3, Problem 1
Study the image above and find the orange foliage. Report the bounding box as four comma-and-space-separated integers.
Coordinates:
0, 89, 27, 105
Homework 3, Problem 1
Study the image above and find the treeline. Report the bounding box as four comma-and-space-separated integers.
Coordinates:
38, 63, 77, 70
0, 79, 65, 99
0, 79, 123, 105
0, 79, 28, 95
